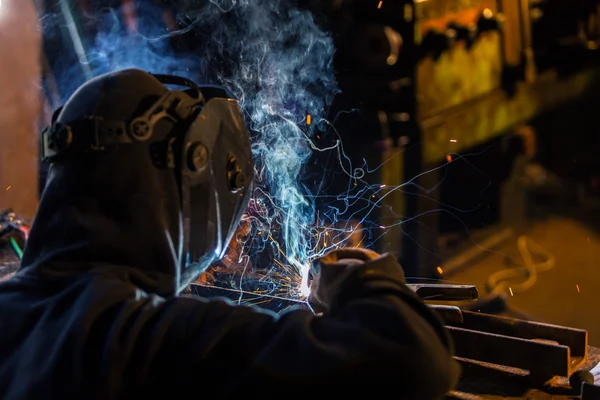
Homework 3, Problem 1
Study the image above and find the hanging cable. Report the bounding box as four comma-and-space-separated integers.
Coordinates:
9, 236, 23, 259
486, 235, 555, 295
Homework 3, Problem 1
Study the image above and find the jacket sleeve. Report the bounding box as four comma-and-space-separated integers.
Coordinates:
141, 254, 460, 398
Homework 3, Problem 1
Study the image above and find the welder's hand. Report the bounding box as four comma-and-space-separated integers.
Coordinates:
308, 248, 380, 314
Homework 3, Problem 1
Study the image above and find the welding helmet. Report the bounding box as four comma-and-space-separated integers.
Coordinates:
41, 69, 254, 289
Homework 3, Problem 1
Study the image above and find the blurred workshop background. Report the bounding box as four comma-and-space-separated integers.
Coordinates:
2, 0, 600, 346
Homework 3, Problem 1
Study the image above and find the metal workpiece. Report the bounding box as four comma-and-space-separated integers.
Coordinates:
447, 311, 588, 380
407, 283, 479, 301
429, 305, 464, 325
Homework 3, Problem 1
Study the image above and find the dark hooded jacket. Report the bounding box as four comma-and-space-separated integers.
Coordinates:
0, 70, 460, 399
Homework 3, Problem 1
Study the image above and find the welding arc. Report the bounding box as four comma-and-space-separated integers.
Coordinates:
485, 235, 555, 295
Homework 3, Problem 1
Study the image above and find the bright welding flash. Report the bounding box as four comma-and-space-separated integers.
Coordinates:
300, 264, 311, 297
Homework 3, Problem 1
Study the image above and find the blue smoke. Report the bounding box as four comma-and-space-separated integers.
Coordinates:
197, 0, 340, 296
44, 0, 341, 298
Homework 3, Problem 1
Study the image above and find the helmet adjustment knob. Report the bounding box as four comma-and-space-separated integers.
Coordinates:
187, 142, 209, 171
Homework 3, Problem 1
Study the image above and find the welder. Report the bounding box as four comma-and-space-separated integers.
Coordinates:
0, 69, 459, 399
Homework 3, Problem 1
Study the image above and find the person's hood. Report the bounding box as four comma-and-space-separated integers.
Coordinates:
18, 70, 183, 297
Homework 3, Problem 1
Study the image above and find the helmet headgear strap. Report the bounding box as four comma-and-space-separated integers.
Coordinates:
41, 74, 204, 163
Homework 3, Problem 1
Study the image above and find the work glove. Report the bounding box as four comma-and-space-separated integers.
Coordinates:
308, 248, 395, 314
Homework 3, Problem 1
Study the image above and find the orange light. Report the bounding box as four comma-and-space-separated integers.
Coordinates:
436, 266, 444, 274
306, 114, 311, 125
5, 186, 11, 191
446, 154, 453, 163
377, 1, 383, 8
576, 284, 580, 292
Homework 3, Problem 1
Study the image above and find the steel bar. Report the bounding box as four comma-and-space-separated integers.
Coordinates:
429, 305, 464, 325
448, 325, 571, 378
455, 311, 588, 358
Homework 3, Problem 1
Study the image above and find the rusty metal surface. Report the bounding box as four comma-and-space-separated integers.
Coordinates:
420, 68, 598, 165
414, 0, 498, 28
417, 33, 503, 118
414, 0, 503, 119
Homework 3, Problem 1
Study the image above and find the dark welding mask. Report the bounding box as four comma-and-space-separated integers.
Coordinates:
41, 73, 254, 289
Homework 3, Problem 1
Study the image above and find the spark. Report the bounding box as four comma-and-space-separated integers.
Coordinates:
5, 186, 11, 191
446, 154, 452, 163
576, 284, 580, 292
306, 114, 311, 125
450, 139, 457, 143
436, 266, 443, 274
509, 287, 514, 296
377, 1, 383, 9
